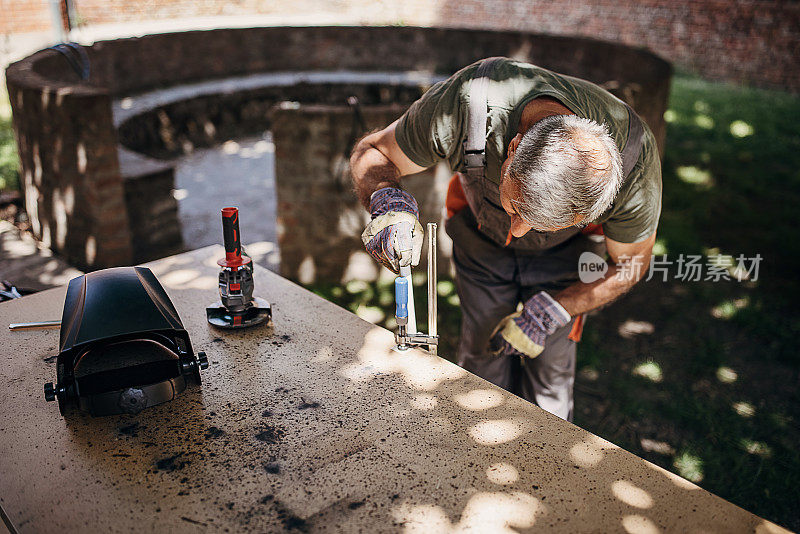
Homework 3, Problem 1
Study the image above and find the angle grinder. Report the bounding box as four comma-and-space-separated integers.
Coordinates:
206, 207, 272, 329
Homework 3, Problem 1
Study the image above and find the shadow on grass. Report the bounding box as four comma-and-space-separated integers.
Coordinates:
303, 74, 800, 530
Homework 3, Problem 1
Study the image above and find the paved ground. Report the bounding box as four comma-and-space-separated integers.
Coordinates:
0, 133, 280, 294
173, 133, 280, 272
111, 69, 443, 276
0, 220, 83, 292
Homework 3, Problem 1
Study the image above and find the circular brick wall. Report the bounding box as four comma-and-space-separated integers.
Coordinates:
6, 26, 671, 270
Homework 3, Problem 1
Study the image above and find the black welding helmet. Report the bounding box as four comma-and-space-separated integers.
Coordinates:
44, 267, 208, 416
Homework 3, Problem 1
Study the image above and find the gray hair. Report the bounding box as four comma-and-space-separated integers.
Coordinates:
507, 114, 623, 230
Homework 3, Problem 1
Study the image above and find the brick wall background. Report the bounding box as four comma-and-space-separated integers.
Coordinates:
3, 0, 799, 91
6, 26, 670, 270
2, 0, 52, 35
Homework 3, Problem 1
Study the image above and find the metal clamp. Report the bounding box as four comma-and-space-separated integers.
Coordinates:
395, 222, 439, 354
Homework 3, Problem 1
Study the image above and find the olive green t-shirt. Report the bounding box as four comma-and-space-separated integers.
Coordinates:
395, 58, 662, 243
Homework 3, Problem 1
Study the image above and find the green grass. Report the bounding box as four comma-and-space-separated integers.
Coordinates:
0, 86, 21, 191
574, 74, 800, 529
658, 75, 800, 364
304, 75, 800, 530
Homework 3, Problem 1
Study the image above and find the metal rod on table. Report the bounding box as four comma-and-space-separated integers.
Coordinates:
427, 222, 438, 355
9, 320, 61, 331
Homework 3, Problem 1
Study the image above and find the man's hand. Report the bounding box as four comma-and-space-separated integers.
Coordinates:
361, 187, 424, 273
489, 291, 571, 358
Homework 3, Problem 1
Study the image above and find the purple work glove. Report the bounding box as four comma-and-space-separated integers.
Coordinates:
361, 187, 423, 273
489, 291, 571, 359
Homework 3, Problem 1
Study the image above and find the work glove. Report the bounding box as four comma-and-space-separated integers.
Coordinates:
489, 291, 571, 359
361, 187, 424, 274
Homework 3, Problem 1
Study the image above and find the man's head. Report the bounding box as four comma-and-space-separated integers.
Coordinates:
499, 114, 624, 237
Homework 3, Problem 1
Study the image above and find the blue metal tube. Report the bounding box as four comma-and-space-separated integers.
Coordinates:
394, 276, 408, 323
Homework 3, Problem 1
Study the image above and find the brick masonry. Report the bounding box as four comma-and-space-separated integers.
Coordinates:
6, 26, 671, 271
272, 104, 455, 284
6, 50, 133, 269
3, 0, 799, 91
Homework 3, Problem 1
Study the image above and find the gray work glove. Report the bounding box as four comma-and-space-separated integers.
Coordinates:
361, 187, 424, 273
489, 291, 571, 359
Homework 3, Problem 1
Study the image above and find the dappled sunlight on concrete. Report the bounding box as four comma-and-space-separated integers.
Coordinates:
453, 389, 505, 411
0, 221, 84, 291
468, 419, 522, 446
354, 304, 385, 323
393, 491, 540, 533
661, 467, 701, 490
621, 514, 660, 534
159, 268, 218, 290
457, 492, 539, 532
486, 462, 519, 485
342, 326, 467, 390
409, 393, 438, 411
612, 480, 654, 509
311, 346, 334, 363
148, 252, 219, 289
1, 244, 788, 532
393, 503, 451, 533
149, 252, 196, 274
757, 520, 792, 534
569, 436, 613, 467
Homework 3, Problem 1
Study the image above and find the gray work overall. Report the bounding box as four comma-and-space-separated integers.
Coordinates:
445, 58, 644, 421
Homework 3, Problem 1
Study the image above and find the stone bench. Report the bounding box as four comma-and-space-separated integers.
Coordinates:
117, 147, 182, 263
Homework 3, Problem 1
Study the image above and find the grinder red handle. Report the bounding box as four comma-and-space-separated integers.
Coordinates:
219, 207, 245, 267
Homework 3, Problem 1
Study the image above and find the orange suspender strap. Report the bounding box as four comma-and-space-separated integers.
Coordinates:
569, 314, 585, 342
581, 223, 604, 236
446, 174, 469, 219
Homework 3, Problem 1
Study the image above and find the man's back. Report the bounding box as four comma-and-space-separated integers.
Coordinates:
395, 58, 661, 245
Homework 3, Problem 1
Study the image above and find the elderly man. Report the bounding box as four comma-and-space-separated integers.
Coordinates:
351, 57, 661, 421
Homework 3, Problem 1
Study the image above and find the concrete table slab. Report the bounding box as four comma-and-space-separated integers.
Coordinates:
0, 247, 788, 533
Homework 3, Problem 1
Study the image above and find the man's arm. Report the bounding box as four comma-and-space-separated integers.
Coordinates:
554, 231, 657, 316
350, 120, 427, 208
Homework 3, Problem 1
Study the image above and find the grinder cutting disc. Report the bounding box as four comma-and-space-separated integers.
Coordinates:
206, 297, 271, 329
207, 207, 272, 329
